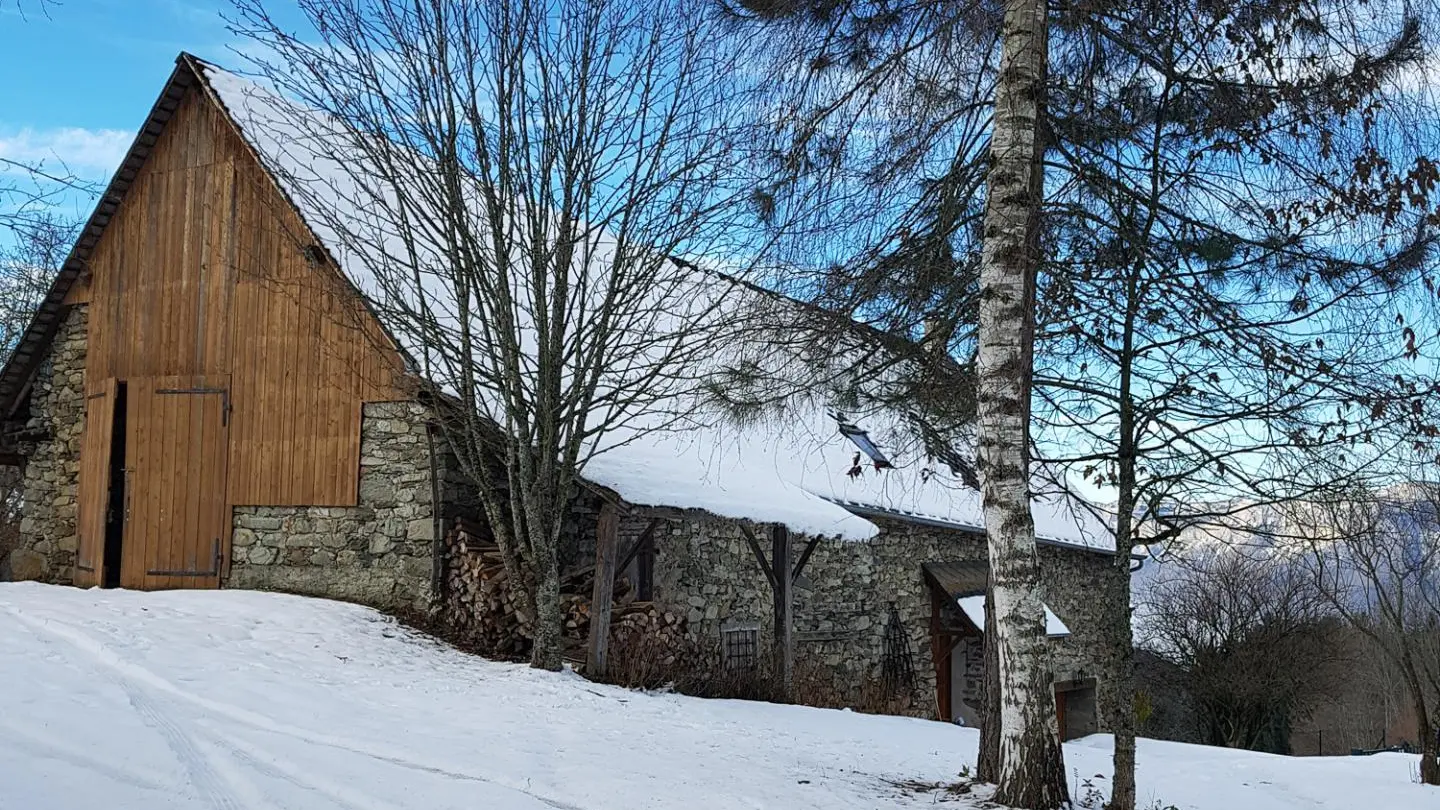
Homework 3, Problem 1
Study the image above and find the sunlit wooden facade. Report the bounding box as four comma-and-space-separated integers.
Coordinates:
2, 55, 406, 591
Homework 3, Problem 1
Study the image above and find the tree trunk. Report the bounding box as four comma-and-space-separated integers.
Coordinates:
978, 582, 1001, 783
1108, 464, 1138, 809
771, 524, 795, 702
1414, 692, 1439, 785
1105, 557, 1137, 809
529, 530, 564, 671
975, 0, 1067, 806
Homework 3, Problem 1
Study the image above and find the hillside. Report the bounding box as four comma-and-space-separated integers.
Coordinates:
0, 583, 1429, 809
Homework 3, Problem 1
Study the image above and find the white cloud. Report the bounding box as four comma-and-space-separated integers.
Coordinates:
0, 126, 132, 173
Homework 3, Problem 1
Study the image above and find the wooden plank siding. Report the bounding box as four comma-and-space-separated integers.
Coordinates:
73, 83, 407, 589
121, 375, 231, 590
73, 378, 119, 587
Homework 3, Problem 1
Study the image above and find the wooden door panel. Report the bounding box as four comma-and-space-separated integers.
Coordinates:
120, 375, 230, 590
74, 378, 118, 587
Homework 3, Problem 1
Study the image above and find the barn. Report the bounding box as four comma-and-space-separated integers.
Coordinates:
0, 53, 1129, 732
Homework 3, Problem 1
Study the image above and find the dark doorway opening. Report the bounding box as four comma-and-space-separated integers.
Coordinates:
102, 382, 127, 588
1055, 678, 1099, 740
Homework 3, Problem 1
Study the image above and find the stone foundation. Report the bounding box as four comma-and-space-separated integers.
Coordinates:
5, 305, 87, 583
227, 402, 441, 611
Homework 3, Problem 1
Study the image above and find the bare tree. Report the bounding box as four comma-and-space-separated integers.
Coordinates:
1139, 550, 1348, 753
230, 0, 772, 670
0, 211, 72, 357
1298, 485, 1440, 783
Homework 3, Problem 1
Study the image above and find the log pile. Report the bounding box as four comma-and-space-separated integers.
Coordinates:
609, 604, 687, 668
444, 518, 531, 656
442, 516, 686, 664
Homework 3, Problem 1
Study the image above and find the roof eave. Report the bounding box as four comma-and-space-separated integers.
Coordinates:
835, 500, 1126, 557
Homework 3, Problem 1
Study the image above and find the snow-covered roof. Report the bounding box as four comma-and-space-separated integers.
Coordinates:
956, 595, 1071, 637
195, 60, 1114, 551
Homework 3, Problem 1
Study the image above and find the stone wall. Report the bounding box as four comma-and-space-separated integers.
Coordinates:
1037, 542, 1128, 690
638, 510, 1128, 722
228, 401, 441, 611
4, 305, 87, 583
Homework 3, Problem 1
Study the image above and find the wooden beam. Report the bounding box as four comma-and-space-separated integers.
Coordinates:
738, 524, 776, 590
930, 586, 952, 721
614, 518, 659, 580
586, 501, 620, 679
772, 523, 794, 701
791, 534, 822, 583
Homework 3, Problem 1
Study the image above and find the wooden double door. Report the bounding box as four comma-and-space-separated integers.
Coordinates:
74, 375, 231, 590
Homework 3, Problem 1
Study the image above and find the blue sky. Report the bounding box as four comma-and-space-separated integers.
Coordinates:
0, 0, 293, 217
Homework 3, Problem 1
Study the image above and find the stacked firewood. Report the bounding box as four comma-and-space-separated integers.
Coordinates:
443, 516, 683, 661
609, 604, 687, 667
444, 520, 530, 655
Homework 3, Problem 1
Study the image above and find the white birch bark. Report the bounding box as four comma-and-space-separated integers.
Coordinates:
975, 0, 1068, 806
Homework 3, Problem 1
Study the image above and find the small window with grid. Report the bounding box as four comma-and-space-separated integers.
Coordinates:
721, 625, 759, 671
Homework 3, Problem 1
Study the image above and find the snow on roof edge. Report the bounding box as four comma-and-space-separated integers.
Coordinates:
957, 595, 1072, 637
191, 59, 1115, 553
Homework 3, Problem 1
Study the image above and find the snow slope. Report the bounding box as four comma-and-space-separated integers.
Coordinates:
1, 583, 1430, 810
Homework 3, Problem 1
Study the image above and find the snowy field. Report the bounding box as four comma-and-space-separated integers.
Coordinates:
0, 583, 1430, 810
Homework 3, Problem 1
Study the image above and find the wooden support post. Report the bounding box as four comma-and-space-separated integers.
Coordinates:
772, 523, 794, 701
931, 586, 950, 721
791, 534, 822, 583
739, 524, 776, 589
586, 501, 620, 679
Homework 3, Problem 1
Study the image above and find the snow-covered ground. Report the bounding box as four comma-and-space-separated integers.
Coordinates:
0, 583, 1430, 810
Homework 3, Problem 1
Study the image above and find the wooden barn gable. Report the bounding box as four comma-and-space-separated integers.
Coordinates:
0, 53, 409, 590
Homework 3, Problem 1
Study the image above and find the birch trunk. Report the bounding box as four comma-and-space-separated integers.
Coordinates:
975, 0, 1068, 806
977, 583, 1001, 783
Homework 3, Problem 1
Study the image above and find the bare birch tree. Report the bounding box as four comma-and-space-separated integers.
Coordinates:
230, 0, 772, 670
975, 0, 1068, 806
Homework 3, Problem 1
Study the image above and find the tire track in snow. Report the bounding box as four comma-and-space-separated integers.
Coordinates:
0, 614, 176, 793
204, 729, 398, 810
7, 606, 584, 810
123, 684, 251, 810
6, 604, 266, 810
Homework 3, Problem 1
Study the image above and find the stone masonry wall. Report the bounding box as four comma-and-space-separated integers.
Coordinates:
228, 401, 439, 611
5, 305, 88, 583
641, 510, 1128, 722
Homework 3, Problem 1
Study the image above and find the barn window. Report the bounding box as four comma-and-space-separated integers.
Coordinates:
721, 625, 759, 671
